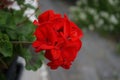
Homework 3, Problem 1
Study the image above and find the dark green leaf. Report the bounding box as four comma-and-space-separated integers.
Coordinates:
24, 4, 36, 9
6, 29, 17, 40
0, 33, 13, 57
16, 0, 24, 5
0, 10, 10, 25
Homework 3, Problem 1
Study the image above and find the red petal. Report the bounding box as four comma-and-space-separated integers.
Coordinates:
32, 41, 54, 52
38, 10, 54, 23
33, 20, 40, 26
45, 49, 61, 61
63, 14, 71, 37
61, 40, 82, 61
70, 22, 83, 39
47, 61, 59, 69
61, 61, 71, 69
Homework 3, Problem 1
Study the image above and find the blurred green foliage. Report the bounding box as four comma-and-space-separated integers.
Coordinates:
70, 0, 120, 54
116, 43, 120, 55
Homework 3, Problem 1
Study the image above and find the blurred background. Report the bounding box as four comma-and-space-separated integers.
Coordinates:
0, 0, 120, 80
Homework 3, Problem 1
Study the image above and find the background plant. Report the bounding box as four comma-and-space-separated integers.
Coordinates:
70, 0, 120, 54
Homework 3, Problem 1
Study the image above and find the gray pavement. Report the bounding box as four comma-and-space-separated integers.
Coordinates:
38, 0, 70, 14
38, 0, 120, 80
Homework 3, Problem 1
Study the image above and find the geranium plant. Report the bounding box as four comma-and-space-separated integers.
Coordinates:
0, 0, 43, 79
0, 0, 83, 79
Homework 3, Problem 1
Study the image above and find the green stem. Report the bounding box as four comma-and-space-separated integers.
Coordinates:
11, 41, 32, 44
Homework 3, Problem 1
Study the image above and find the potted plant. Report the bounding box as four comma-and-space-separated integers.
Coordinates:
0, 0, 44, 79
0, 0, 83, 79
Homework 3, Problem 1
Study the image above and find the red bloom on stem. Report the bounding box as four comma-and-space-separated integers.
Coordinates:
32, 10, 83, 69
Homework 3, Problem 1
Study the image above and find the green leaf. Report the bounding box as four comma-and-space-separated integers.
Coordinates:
16, 0, 24, 5
17, 20, 35, 41
24, 4, 36, 9
21, 48, 44, 71
0, 10, 11, 27
6, 29, 17, 40
0, 33, 13, 57
12, 10, 26, 24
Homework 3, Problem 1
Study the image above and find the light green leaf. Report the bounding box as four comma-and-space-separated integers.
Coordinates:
21, 48, 44, 71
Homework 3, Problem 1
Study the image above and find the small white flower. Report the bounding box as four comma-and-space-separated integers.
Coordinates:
110, 15, 118, 24
25, 0, 38, 8
97, 19, 104, 27
8, 1, 21, 10
108, 0, 114, 5
89, 24, 94, 31
88, 8, 96, 15
108, 0, 118, 5
100, 11, 109, 19
24, 8, 37, 22
79, 12, 87, 20
94, 14, 99, 21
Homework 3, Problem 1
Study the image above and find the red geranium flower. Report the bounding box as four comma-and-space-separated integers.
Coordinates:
45, 40, 82, 69
32, 10, 83, 69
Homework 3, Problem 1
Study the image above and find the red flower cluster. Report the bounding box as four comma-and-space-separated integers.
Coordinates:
32, 10, 83, 69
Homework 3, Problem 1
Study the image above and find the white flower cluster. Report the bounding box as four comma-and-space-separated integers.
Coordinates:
8, 0, 38, 22
70, 0, 119, 32
24, 0, 38, 21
